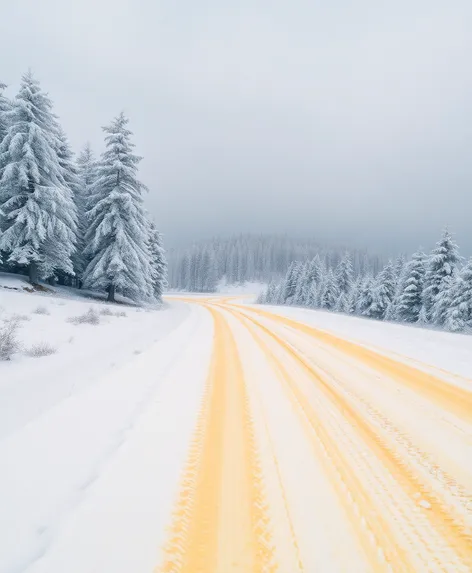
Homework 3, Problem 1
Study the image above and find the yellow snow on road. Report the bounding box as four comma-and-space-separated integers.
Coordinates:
157, 297, 472, 572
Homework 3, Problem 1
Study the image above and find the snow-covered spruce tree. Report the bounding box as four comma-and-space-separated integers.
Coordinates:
180, 252, 190, 291
346, 277, 361, 314
83, 112, 153, 302
0, 71, 77, 283
334, 292, 347, 313
228, 246, 239, 284
0, 83, 10, 262
320, 269, 339, 310
263, 281, 278, 304
188, 249, 199, 291
294, 261, 309, 306
396, 250, 426, 322
0, 82, 11, 144
56, 126, 82, 285
200, 248, 217, 292
369, 260, 396, 320
423, 229, 461, 324
393, 254, 407, 290
282, 261, 300, 304
335, 252, 353, 294
356, 274, 375, 316
387, 253, 407, 319
431, 275, 456, 327
305, 255, 323, 306
256, 286, 267, 304
76, 143, 98, 283
148, 220, 167, 301
445, 258, 472, 332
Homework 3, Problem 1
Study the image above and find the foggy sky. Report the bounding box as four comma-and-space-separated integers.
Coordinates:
1, 0, 471, 256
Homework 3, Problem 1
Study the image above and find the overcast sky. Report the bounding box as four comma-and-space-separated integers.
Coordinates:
1, 0, 471, 255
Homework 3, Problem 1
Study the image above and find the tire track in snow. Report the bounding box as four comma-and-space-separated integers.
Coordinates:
226, 308, 412, 572
156, 305, 276, 573
227, 304, 472, 571
231, 304, 472, 425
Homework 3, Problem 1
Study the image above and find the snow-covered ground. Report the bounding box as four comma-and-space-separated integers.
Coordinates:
0, 274, 190, 438
0, 275, 206, 573
1, 287, 471, 572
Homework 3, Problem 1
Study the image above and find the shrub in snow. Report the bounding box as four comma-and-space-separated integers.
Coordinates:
99, 307, 114, 316
114, 310, 127, 317
0, 318, 21, 360
11, 313, 31, 322
68, 308, 100, 325
33, 305, 50, 315
25, 342, 57, 357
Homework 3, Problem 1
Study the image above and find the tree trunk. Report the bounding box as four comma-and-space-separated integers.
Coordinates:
29, 262, 38, 285
107, 284, 115, 302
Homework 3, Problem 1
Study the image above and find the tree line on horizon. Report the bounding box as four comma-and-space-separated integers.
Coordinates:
167, 234, 384, 292
0, 72, 166, 303
258, 228, 472, 333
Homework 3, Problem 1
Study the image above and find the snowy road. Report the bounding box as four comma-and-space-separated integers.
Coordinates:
2, 297, 472, 572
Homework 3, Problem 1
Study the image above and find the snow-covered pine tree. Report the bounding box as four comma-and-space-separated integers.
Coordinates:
393, 254, 407, 288
320, 269, 339, 310
417, 305, 428, 325
0, 71, 77, 283
76, 143, 98, 279
334, 292, 347, 313
431, 274, 456, 327
0, 82, 11, 144
265, 281, 278, 304
56, 126, 82, 285
387, 253, 407, 319
237, 244, 247, 284
180, 252, 190, 291
423, 229, 461, 324
356, 274, 375, 316
273, 282, 283, 304
396, 250, 426, 322
369, 260, 396, 320
83, 112, 153, 302
346, 277, 361, 314
201, 248, 217, 292
282, 261, 300, 304
256, 286, 267, 304
305, 255, 323, 306
147, 220, 167, 301
294, 261, 309, 306
306, 280, 319, 308
445, 258, 472, 332
228, 246, 239, 284
335, 252, 353, 294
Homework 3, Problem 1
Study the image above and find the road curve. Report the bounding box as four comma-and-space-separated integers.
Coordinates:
156, 297, 472, 573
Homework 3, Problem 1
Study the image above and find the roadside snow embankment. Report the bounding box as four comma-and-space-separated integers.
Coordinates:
252, 303, 472, 380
